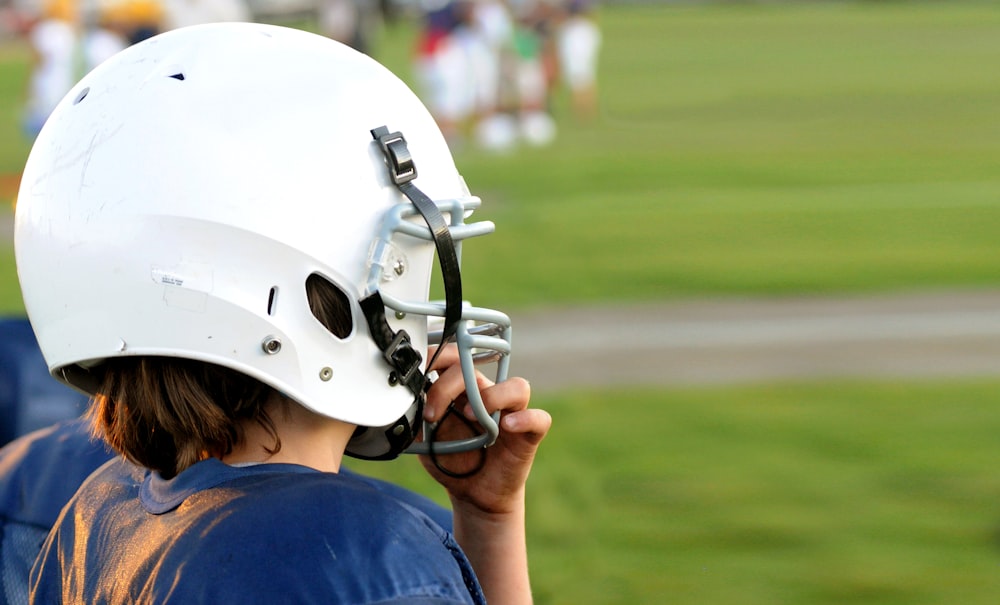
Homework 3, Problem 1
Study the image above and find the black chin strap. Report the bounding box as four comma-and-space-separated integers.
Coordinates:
370, 126, 463, 344
355, 126, 465, 459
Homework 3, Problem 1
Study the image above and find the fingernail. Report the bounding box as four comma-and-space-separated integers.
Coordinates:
502, 415, 519, 431
424, 408, 436, 422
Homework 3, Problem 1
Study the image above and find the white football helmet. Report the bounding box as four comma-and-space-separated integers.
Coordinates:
14, 22, 511, 460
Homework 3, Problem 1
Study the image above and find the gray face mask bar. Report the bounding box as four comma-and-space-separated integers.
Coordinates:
352, 126, 510, 465
366, 199, 513, 459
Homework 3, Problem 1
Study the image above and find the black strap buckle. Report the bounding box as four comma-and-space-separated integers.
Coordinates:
384, 329, 423, 390
371, 126, 416, 185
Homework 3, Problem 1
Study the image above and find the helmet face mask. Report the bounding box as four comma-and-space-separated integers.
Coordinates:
14, 23, 511, 460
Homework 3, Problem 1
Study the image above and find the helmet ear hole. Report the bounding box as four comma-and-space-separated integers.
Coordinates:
305, 274, 353, 339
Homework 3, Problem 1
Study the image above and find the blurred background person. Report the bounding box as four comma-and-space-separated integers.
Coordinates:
451, 0, 510, 151
413, 0, 469, 144
87, 0, 258, 76
161, 0, 249, 30
414, 0, 543, 152
21, 0, 76, 137
97, 0, 164, 44
509, 0, 555, 146
467, 0, 518, 152
81, 6, 128, 72
318, 0, 378, 54
555, 0, 599, 121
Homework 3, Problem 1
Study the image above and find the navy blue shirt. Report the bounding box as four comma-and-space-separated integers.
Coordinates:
30, 458, 484, 604
0, 419, 114, 605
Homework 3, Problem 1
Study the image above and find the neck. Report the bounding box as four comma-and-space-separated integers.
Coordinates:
222, 395, 355, 473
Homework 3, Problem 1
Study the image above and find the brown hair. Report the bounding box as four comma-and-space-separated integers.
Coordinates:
89, 273, 353, 478
89, 358, 279, 478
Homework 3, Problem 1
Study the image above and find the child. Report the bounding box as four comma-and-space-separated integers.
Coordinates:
16, 22, 550, 604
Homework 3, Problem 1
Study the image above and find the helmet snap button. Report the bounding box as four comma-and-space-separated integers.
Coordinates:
261, 337, 282, 355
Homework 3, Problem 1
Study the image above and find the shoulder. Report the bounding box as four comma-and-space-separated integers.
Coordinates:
0, 419, 115, 527
194, 469, 445, 543
29, 458, 143, 604
342, 467, 453, 531
167, 468, 482, 603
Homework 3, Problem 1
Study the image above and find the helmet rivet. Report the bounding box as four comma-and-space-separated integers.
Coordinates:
393, 258, 406, 276
392, 424, 405, 436
388, 371, 399, 386
395, 311, 406, 320
319, 367, 333, 381
261, 336, 281, 355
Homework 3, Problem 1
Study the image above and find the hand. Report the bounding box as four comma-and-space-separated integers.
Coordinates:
420, 345, 550, 604
420, 345, 552, 516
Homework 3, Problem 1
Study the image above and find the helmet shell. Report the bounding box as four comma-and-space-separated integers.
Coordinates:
15, 23, 465, 428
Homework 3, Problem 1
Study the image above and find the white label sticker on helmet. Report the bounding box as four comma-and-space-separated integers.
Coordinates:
150, 263, 213, 291
151, 263, 213, 312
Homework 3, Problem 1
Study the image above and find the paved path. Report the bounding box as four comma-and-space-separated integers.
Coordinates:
507, 290, 1000, 392
6, 209, 1000, 393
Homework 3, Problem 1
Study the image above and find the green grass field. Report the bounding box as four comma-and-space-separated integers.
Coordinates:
413, 1, 1000, 307
3, 3, 1000, 604
349, 380, 1000, 605
3, 1, 1000, 311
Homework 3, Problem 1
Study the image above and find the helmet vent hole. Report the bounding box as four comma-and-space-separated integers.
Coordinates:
306, 274, 353, 339
267, 287, 279, 316
168, 73, 185, 81
72, 87, 89, 105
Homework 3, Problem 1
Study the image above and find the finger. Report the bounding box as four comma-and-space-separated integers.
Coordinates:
426, 343, 459, 373
423, 344, 464, 422
501, 408, 552, 443
424, 362, 493, 422
476, 376, 531, 416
